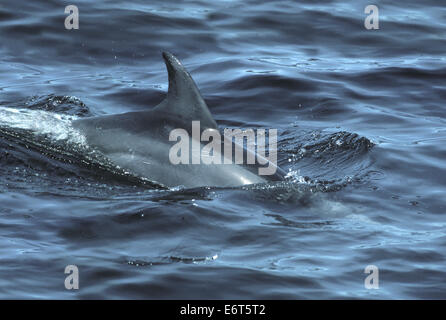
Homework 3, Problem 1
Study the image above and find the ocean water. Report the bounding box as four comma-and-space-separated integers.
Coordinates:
0, 0, 445, 299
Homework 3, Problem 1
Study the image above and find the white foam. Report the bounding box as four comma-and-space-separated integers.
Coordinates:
0, 107, 87, 146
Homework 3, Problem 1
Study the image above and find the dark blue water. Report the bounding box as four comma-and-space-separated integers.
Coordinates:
0, 0, 445, 299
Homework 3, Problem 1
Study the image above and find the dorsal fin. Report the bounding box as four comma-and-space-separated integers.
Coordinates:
154, 52, 218, 130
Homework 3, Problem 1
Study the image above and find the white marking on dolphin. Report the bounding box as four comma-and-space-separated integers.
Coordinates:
72, 52, 286, 188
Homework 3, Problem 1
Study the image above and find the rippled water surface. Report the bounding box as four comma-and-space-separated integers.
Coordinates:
0, 0, 445, 299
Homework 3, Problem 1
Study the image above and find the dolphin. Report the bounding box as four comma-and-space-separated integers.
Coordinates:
72, 52, 285, 188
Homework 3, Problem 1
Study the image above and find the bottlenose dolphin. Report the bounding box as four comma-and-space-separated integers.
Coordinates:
72, 52, 285, 188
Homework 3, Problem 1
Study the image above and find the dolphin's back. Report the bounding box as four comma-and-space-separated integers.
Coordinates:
72, 52, 285, 188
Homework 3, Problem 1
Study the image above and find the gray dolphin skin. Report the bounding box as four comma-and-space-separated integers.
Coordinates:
72, 52, 285, 188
